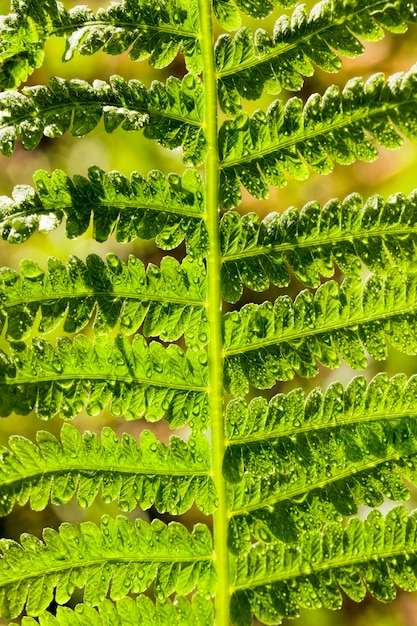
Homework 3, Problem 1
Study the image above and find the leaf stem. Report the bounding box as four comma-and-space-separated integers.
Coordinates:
198, 0, 230, 624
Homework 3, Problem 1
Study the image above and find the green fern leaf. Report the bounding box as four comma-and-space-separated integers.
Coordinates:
216, 0, 417, 115
0, 254, 207, 347
225, 372, 416, 441
0, 75, 206, 164
58, 0, 202, 73
225, 373, 417, 550
223, 270, 417, 394
2, 0, 417, 623
0, 0, 59, 89
0, 166, 207, 254
0, 335, 208, 427
231, 506, 417, 625
0, 423, 216, 515
220, 189, 417, 302
0, 516, 215, 618
219, 66, 417, 208
0, 0, 201, 89
9, 594, 214, 626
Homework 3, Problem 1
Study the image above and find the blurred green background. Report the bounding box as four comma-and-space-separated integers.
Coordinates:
0, 0, 417, 624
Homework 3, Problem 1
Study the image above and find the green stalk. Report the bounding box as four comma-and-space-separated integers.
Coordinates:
198, 1, 230, 624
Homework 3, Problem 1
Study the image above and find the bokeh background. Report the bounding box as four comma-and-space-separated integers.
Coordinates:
0, 0, 417, 623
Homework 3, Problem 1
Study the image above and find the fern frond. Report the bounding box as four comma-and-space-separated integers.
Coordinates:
225, 373, 417, 549
216, 0, 417, 115
0, 423, 216, 515
0, 254, 207, 348
0, 0, 59, 89
231, 506, 417, 626
225, 372, 416, 442
219, 66, 417, 208
0, 516, 215, 618
220, 189, 417, 302
228, 450, 417, 553
223, 270, 417, 395
0, 0, 201, 89
57, 0, 202, 74
0, 75, 206, 164
9, 595, 214, 626
0, 335, 208, 427
0, 166, 207, 254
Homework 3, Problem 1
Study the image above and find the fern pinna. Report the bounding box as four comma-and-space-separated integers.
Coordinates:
1, 0, 417, 624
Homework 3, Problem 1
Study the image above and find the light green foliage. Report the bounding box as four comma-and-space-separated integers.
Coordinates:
0, 74, 206, 163
0, 0, 202, 88
223, 271, 417, 392
231, 506, 417, 624
0, 516, 215, 617
220, 191, 417, 301
226, 374, 417, 551
0, 423, 216, 515
215, 0, 416, 113
17, 595, 214, 626
218, 67, 417, 207
0, 167, 207, 253
0, 334, 208, 425
0, 254, 207, 345
1, 0, 417, 625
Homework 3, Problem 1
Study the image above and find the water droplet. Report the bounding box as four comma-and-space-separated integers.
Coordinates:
78, 496, 89, 508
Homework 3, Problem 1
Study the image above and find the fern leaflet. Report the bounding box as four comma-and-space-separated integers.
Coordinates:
219, 67, 417, 207
0, 423, 216, 515
9, 595, 214, 626
231, 507, 417, 625
0, 517, 215, 618
220, 190, 417, 301
0, 335, 208, 426
0, 75, 206, 163
0, 254, 207, 346
224, 270, 417, 393
0, 167, 207, 254
216, 0, 417, 114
